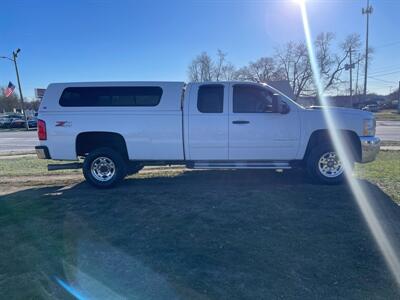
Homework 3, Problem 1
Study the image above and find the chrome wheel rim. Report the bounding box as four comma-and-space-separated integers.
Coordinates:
318, 151, 344, 178
91, 157, 116, 182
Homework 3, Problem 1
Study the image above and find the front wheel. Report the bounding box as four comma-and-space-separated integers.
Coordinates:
83, 147, 127, 188
307, 145, 350, 185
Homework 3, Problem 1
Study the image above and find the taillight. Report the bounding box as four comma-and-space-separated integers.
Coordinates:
38, 119, 47, 140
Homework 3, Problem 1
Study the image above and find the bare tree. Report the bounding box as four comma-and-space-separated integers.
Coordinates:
214, 49, 237, 80
188, 50, 236, 82
236, 57, 277, 83
220, 62, 237, 80
273, 33, 365, 98
24, 100, 41, 111
214, 49, 226, 81
0, 88, 20, 113
188, 52, 214, 82
315, 33, 363, 93
274, 42, 312, 98
187, 33, 369, 99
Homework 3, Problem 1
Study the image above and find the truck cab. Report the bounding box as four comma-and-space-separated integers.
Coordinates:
183, 82, 300, 163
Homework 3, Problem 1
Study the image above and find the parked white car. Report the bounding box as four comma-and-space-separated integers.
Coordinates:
36, 81, 380, 188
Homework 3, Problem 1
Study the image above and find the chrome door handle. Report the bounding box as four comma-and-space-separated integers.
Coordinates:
232, 120, 250, 124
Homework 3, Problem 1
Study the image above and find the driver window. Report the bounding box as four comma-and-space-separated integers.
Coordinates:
233, 85, 273, 113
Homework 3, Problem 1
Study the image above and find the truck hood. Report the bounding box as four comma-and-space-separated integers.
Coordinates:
307, 106, 374, 118
301, 106, 374, 137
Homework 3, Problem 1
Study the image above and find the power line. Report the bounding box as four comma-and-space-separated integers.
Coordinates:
369, 66, 400, 75
369, 70, 400, 77
369, 69, 400, 77
374, 40, 400, 49
368, 76, 397, 84
371, 64, 400, 71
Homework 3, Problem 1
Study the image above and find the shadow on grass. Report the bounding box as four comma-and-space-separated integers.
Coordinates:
0, 170, 400, 299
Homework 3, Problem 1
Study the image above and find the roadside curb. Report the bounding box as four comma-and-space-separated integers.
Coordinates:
0, 151, 36, 159
381, 146, 400, 151
0, 154, 36, 160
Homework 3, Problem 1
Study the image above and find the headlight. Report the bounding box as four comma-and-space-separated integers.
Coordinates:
363, 118, 376, 136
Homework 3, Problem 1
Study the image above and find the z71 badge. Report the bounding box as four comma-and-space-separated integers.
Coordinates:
55, 121, 71, 127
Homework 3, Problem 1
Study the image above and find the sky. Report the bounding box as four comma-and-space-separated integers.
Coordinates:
0, 0, 399, 99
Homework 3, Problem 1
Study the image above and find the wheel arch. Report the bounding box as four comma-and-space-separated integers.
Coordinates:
76, 131, 129, 160
303, 129, 361, 162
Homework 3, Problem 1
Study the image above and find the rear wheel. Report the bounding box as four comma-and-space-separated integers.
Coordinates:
83, 147, 127, 188
307, 145, 350, 184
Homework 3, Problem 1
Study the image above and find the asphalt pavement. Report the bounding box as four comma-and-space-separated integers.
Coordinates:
0, 130, 38, 154
0, 121, 399, 154
376, 121, 400, 142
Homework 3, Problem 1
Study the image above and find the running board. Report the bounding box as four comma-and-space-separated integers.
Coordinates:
191, 161, 291, 170
48, 163, 82, 171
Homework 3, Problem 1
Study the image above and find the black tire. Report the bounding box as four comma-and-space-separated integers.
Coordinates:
83, 147, 127, 188
127, 162, 144, 175
306, 145, 350, 185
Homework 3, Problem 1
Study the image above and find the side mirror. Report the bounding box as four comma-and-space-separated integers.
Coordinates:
280, 102, 290, 114
272, 94, 281, 113
272, 94, 290, 114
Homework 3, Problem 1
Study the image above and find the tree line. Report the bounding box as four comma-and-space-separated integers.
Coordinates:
0, 88, 40, 113
187, 32, 370, 99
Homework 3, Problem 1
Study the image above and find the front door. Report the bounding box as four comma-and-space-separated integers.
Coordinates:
228, 84, 300, 160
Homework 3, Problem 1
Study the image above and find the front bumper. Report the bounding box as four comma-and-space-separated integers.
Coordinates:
35, 146, 51, 159
360, 136, 381, 163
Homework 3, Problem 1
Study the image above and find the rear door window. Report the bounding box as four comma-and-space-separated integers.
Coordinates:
197, 85, 224, 113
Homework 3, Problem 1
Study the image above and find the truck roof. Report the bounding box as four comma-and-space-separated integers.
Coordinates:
48, 81, 185, 87
40, 81, 297, 112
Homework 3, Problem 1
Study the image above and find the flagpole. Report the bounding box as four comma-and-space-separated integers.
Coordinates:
12, 49, 29, 130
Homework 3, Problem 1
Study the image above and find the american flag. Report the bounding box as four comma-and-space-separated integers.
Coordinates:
4, 81, 15, 97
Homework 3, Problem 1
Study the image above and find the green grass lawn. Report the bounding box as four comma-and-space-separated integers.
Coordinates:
0, 156, 81, 176
355, 151, 400, 203
1, 151, 398, 202
374, 109, 400, 121
0, 152, 399, 298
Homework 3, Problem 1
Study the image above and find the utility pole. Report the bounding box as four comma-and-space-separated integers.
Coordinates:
398, 80, 400, 113
0, 49, 28, 130
355, 53, 360, 96
12, 49, 28, 130
349, 48, 353, 107
362, 0, 373, 99
345, 47, 356, 107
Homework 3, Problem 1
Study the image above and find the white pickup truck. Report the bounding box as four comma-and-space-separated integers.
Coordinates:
35, 81, 380, 188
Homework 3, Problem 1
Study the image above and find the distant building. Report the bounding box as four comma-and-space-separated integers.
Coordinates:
296, 95, 389, 109
266, 80, 296, 100
326, 96, 355, 108
35, 88, 46, 101
266, 80, 389, 109
297, 96, 316, 107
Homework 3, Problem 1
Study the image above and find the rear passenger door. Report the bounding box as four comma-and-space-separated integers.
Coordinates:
187, 84, 229, 160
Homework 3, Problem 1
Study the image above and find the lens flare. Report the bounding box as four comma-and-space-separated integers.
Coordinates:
56, 277, 88, 300
298, 1, 400, 288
